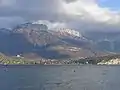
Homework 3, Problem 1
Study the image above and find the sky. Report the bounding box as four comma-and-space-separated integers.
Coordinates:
98, 0, 120, 11
0, 0, 120, 32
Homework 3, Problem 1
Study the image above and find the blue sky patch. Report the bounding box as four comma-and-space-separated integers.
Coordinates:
98, 0, 120, 11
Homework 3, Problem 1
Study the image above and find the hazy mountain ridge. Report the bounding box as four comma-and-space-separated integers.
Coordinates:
83, 31, 120, 52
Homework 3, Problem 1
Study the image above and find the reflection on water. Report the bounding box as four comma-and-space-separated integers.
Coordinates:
0, 65, 120, 90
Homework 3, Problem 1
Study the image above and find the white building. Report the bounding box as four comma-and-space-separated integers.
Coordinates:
16, 55, 21, 58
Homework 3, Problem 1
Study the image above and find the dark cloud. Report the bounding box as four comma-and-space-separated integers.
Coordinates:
64, 0, 77, 3
0, 0, 64, 27
0, 0, 60, 18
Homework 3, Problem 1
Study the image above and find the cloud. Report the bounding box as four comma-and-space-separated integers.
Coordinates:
0, 0, 119, 31
0, 16, 24, 28
63, 0, 120, 23
61, 0, 120, 31
32, 20, 67, 29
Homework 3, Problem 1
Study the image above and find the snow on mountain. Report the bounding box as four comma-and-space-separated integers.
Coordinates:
55, 28, 81, 37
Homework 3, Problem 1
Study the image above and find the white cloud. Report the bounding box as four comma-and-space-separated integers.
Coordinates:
62, 0, 120, 24
0, 0, 119, 31
32, 20, 66, 29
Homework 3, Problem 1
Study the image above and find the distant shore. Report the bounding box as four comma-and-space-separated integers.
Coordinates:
1, 54, 120, 65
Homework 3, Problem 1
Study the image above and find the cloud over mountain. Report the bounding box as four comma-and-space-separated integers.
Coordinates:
0, 0, 120, 31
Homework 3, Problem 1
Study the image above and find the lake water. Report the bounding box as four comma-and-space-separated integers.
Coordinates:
0, 65, 120, 90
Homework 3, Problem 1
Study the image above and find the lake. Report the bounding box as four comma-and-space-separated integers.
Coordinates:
0, 65, 120, 90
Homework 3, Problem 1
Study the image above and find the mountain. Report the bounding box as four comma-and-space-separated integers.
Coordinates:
0, 22, 107, 59
83, 31, 120, 53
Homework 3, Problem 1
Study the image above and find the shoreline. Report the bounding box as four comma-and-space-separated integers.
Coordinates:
1, 64, 120, 66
